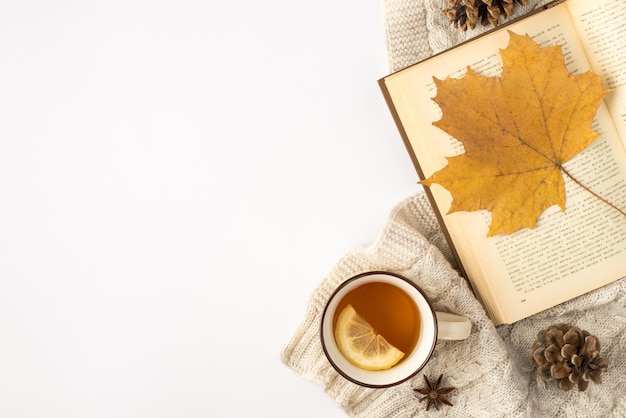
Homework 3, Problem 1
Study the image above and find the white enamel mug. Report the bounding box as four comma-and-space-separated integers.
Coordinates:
320, 271, 471, 388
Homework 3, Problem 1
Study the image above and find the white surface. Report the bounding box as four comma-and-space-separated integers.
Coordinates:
0, 1, 419, 417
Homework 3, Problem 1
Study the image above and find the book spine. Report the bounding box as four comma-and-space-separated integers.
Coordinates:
545, 0, 567, 8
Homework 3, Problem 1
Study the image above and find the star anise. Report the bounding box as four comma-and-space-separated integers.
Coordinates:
413, 374, 455, 411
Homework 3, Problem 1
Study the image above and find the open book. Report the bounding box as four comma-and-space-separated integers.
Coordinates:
379, 0, 626, 325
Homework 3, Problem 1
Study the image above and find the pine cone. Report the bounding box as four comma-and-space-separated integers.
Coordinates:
532, 323, 609, 391
443, 0, 530, 31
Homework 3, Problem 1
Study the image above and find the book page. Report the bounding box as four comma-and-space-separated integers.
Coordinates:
381, 3, 626, 324
568, 0, 626, 150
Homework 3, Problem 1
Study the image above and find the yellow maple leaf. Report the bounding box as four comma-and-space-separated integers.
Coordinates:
421, 31, 609, 236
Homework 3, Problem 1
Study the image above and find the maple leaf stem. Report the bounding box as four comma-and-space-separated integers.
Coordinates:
560, 167, 626, 218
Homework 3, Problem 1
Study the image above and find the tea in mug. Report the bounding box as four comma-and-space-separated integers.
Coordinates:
332, 281, 420, 370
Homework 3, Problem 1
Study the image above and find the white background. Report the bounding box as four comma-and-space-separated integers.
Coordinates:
0, 1, 419, 417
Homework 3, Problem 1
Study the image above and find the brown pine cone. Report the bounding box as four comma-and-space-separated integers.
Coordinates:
532, 323, 609, 391
443, 0, 529, 31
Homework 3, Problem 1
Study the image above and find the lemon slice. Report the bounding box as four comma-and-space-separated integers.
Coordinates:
334, 304, 404, 371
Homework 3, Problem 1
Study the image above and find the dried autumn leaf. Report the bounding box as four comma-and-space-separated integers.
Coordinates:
421, 31, 609, 236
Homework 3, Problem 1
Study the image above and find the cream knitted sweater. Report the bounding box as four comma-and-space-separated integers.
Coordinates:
282, 1, 626, 416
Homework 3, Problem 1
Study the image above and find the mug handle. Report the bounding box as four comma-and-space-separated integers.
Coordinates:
435, 312, 472, 340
